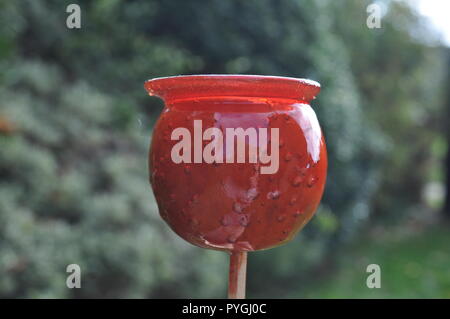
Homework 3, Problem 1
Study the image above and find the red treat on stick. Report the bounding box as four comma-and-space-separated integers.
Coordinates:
145, 75, 327, 298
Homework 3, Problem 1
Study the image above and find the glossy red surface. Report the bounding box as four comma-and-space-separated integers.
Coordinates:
145, 75, 327, 252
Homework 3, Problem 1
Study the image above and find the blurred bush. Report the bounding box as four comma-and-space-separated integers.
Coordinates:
0, 0, 446, 298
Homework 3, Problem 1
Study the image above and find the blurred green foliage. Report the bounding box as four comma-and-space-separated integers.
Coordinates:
0, 0, 447, 298
304, 226, 450, 298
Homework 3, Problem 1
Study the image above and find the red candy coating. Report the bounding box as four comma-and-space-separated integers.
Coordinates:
145, 75, 327, 252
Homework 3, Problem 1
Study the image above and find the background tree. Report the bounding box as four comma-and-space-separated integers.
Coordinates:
444, 49, 450, 219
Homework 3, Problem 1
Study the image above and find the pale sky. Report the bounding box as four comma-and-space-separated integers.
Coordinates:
414, 0, 450, 46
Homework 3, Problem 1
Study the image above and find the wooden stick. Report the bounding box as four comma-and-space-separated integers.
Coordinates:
228, 251, 247, 299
